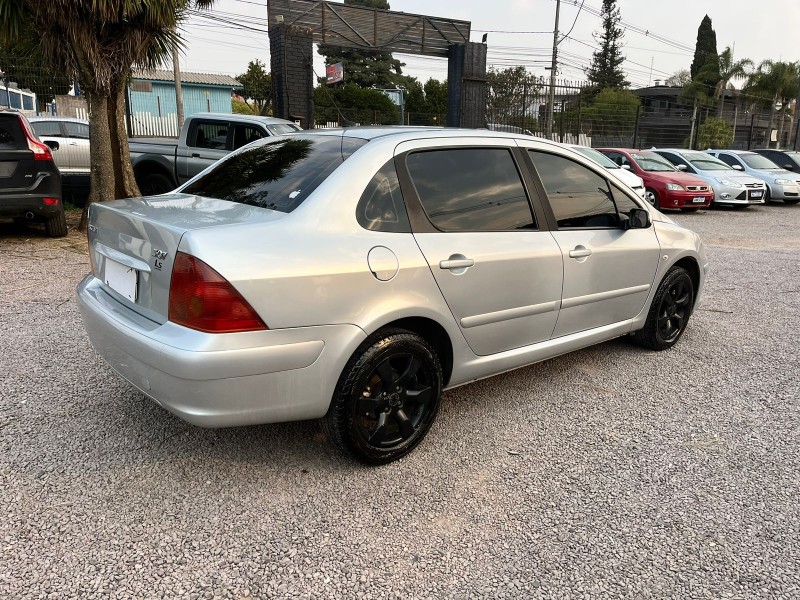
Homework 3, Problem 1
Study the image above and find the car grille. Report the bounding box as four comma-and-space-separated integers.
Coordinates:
745, 183, 763, 189
686, 185, 709, 192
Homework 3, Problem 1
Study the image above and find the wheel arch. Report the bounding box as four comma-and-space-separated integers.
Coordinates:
369, 316, 454, 387
672, 256, 701, 310
133, 157, 176, 187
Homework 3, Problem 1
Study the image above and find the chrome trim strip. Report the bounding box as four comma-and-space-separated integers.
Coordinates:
561, 283, 651, 310
94, 242, 152, 273
461, 300, 559, 329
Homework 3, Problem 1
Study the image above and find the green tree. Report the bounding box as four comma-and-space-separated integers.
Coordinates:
583, 88, 640, 139
713, 47, 752, 117
314, 83, 398, 125
586, 0, 628, 90
317, 0, 404, 88
486, 66, 542, 128
0, 24, 72, 111
690, 15, 720, 90
746, 60, 800, 145
236, 59, 271, 115
401, 77, 447, 117
0, 0, 215, 229
694, 116, 734, 148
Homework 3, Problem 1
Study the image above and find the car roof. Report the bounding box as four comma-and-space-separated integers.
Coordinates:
707, 149, 755, 155
188, 112, 298, 126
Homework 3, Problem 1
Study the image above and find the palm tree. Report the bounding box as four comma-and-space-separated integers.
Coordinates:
0, 0, 215, 228
746, 60, 800, 147
714, 47, 752, 117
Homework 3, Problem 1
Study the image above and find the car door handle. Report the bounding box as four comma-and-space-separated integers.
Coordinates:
68, 141, 79, 146
439, 257, 475, 270
191, 153, 201, 158
568, 246, 593, 259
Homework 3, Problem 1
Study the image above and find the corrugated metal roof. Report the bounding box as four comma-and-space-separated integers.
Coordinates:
133, 69, 241, 87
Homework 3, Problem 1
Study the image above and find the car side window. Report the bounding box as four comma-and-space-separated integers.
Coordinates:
660, 152, 692, 172
31, 121, 63, 138
610, 182, 644, 223
528, 150, 620, 229
356, 159, 410, 233
603, 151, 628, 168
189, 121, 229, 150
406, 147, 535, 232
64, 122, 90, 139
231, 124, 265, 150
716, 153, 740, 168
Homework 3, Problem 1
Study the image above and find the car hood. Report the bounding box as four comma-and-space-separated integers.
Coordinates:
645, 171, 708, 186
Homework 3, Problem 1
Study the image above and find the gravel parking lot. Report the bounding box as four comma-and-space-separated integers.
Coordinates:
1, 205, 798, 599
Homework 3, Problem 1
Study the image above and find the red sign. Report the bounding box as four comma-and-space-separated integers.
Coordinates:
326, 63, 344, 85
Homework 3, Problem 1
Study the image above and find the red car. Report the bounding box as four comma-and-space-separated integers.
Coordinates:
597, 148, 713, 211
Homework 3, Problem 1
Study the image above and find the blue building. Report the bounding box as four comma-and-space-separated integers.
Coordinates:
129, 69, 241, 118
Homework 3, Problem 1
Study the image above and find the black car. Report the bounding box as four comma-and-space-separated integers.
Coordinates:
753, 149, 800, 174
0, 110, 66, 237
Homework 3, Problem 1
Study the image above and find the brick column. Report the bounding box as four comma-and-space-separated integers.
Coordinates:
446, 42, 487, 128
269, 24, 314, 129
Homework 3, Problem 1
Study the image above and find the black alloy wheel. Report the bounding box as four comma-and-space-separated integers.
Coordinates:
323, 329, 442, 465
633, 266, 695, 351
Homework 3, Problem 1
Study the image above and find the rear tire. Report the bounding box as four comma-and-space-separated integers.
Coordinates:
633, 266, 694, 351
322, 328, 442, 465
45, 210, 68, 238
137, 172, 175, 196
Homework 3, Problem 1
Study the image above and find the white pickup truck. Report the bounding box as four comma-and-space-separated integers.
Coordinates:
129, 113, 301, 195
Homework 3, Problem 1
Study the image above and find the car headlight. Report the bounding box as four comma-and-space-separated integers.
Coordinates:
714, 178, 742, 188
665, 183, 684, 191
774, 178, 793, 185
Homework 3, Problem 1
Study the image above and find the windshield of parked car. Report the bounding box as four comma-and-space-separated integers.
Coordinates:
181, 135, 367, 213
266, 123, 302, 135
631, 152, 677, 172
572, 146, 619, 168
741, 153, 782, 170
683, 152, 732, 171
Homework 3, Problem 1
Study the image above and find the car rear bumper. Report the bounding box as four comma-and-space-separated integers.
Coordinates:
76, 275, 366, 427
0, 194, 64, 219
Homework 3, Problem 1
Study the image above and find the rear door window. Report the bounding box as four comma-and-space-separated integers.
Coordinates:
181, 135, 367, 213
406, 147, 535, 232
64, 122, 90, 139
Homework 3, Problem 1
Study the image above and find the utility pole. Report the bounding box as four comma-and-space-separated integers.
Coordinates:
546, 0, 561, 140
172, 32, 185, 132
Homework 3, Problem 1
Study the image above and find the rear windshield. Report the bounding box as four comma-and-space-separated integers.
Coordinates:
0, 114, 26, 150
181, 135, 367, 213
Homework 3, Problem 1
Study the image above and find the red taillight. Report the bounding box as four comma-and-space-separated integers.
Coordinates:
168, 252, 267, 333
43, 197, 59, 205
19, 117, 53, 161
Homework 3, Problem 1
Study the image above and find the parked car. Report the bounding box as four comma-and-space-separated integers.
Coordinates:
29, 116, 91, 203
706, 149, 800, 205
652, 148, 766, 207
486, 123, 533, 136
752, 149, 800, 174
596, 148, 713, 210
77, 128, 707, 464
129, 113, 302, 195
0, 110, 67, 237
570, 145, 646, 198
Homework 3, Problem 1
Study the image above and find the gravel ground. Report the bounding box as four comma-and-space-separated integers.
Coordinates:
1, 204, 798, 599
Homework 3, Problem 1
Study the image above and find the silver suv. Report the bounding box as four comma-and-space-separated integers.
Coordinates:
77, 128, 707, 464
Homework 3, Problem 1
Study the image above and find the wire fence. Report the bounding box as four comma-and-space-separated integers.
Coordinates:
2, 56, 797, 151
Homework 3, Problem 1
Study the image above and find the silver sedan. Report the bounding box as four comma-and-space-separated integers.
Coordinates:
77, 128, 707, 464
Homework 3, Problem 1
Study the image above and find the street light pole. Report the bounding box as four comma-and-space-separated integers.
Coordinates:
0, 68, 10, 109
547, 0, 561, 139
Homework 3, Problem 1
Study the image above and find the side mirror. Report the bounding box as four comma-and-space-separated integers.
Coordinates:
43, 139, 59, 151
675, 164, 687, 171
732, 164, 743, 170
621, 164, 631, 170
624, 208, 650, 230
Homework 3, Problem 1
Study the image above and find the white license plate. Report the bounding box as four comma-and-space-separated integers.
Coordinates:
692, 197, 707, 203
104, 258, 138, 302
751, 191, 763, 199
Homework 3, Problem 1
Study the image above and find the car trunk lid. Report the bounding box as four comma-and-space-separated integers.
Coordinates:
88, 193, 287, 323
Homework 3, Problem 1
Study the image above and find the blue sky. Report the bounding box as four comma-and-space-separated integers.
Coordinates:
179, 0, 800, 88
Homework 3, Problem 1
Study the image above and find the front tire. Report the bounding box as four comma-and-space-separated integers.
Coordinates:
644, 188, 659, 208
45, 210, 68, 238
633, 266, 694, 351
323, 329, 442, 465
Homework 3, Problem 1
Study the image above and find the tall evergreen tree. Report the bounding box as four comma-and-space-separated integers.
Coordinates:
586, 0, 628, 90
317, 0, 404, 88
690, 15, 720, 86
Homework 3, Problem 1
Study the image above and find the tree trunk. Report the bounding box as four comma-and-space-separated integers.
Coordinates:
78, 78, 141, 231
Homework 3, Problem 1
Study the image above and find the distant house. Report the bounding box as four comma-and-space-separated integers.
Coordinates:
127, 69, 242, 136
